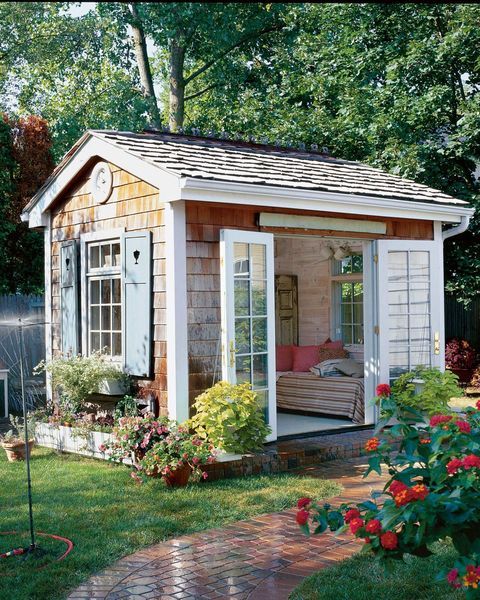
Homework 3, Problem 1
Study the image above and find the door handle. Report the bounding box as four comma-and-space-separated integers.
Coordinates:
434, 332, 440, 355
229, 341, 236, 367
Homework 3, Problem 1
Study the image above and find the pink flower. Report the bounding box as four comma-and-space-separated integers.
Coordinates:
192, 456, 200, 465
202, 471, 208, 480
98, 444, 106, 452
456, 420, 471, 434
192, 438, 202, 446
447, 568, 461, 589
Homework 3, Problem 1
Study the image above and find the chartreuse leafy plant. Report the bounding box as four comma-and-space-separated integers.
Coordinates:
297, 384, 480, 598
189, 381, 271, 454
388, 367, 461, 417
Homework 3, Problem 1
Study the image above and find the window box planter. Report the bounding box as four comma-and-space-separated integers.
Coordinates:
97, 378, 128, 396
34, 422, 127, 461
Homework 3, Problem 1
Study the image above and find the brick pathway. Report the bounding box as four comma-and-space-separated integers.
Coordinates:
68, 457, 387, 600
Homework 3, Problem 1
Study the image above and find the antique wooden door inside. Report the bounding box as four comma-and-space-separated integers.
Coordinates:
220, 230, 277, 441
275, 275, 298, 346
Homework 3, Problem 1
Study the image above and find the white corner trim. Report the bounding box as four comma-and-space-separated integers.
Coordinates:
22, 134, 179, 227
175, 178, 474, 224
165, 200, 189, 422
44, 214, 53, 402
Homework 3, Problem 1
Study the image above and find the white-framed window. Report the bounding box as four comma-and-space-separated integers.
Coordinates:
86, 238, 122, 359
332, 255, 364, 345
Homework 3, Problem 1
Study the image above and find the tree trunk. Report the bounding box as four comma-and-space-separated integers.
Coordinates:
128, 3, 161, 129
169, 40, 186, 131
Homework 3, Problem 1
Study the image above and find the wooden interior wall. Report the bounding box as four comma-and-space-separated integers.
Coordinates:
50, 161, 168, 412
186, 201, 433, 407
275, 238, 330, 346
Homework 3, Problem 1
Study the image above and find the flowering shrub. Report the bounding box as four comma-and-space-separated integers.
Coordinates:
297, 386, 480, 598
103, 415, 216, 484
445, 338, 476, 370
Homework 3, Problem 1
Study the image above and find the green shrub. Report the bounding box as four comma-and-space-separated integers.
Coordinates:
35, 352, 130, 414
189, 381, 271, 454
389, 367, 461, 416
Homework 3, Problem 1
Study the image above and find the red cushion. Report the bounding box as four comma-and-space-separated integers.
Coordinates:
276, 345, 294, 371
292, 345, 319, 372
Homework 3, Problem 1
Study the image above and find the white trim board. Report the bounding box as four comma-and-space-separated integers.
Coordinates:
259, 212, 387, 234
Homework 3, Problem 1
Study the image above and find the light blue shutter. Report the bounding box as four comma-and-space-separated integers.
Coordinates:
60, 240, 79, 355
122, 231, 152, 377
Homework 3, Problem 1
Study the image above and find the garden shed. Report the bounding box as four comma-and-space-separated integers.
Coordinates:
22, 130, 474, 441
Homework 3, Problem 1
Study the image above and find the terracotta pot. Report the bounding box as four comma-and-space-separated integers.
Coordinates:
2, 439, 34, 462
162, 463, 192, 488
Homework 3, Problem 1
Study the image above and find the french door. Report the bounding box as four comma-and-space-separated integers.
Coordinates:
377, 240, 443, 385
220, 230, 277, 441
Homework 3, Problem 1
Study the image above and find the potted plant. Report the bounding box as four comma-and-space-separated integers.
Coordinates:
139, 423, 216, 487
445, 338, 477, 384
189, 382, 271, 455
1, 415, 35, 462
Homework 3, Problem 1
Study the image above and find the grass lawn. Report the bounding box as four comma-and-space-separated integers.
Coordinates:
0, 447, 340, 600
290, 541, 462, 600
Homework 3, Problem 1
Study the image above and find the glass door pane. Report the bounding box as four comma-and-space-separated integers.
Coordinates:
221, 230, 276, 439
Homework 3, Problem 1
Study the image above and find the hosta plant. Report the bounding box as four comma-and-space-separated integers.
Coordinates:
297, 384, 480, 599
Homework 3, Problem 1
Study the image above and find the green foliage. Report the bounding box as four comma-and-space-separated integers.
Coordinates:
113, 395, 139, 420
388, 367, 462, 416
35, 352, 130, 414
189, 381, 271, 453
0, 413, 36, 443
299, 394, 480, 596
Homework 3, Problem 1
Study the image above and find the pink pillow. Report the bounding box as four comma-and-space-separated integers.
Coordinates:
276, 345, 294, 371
292, 345, 319, 372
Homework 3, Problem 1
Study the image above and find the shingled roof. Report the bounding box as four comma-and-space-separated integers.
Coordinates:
88, 130, 467, 206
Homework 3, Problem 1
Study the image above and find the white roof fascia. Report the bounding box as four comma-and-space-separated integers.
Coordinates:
173, 177, 474, 224
22, 134, 180, 228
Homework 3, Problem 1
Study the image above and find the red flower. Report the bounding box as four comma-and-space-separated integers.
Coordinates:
389, 480, 408, 496
364, 537, 372, 544
462, 454, 480, 470
376, 384, 391, 397
447, 458, 463, 475
430, 414, 453, 427
344, 508, 361, 523
447, 568, 461, 589
297, 497, 312, 510
365, 519, 382, 535
419, 438, 431, 444
411, 484, 429, 501
380, 531, 398, 550
296, 509, 310, 526
365, 437, 380, 452
476, 399, 480, 411
349, 517, 364, 535
464, 565, 480, 588
394, 488, 415, 507
456, 420, 471, 434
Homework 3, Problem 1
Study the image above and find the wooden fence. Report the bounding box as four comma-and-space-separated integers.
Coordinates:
0, 295, 46, 412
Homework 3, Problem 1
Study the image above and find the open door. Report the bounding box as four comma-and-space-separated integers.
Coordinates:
220, 230, 277, 441
377, 240, 443, 385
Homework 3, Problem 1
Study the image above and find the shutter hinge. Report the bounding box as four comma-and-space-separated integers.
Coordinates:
374, 325, 380, 335
373, 254, 378, 264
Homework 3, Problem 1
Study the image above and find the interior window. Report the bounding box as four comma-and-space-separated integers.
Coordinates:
333, 254, 364, 344
86, 240, 122, 359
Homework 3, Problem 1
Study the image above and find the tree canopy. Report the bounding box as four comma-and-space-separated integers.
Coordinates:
0, 2, 479, 301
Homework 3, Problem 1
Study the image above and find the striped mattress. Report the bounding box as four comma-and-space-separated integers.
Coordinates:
276, 372, 365, 424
